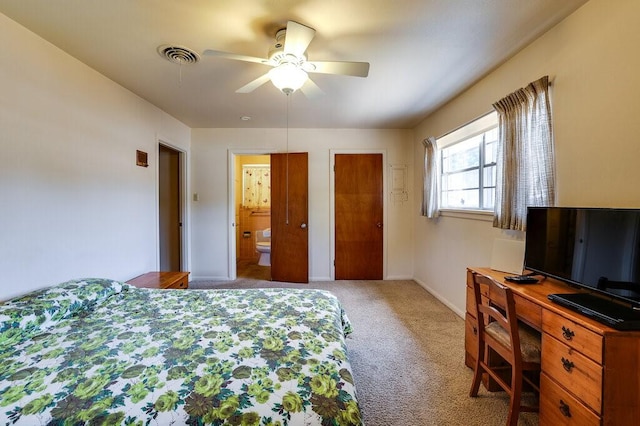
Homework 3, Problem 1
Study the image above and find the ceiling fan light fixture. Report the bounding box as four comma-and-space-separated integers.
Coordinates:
269, 63, 307, 95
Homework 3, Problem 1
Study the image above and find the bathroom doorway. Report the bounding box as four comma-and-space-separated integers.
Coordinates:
234, 154, 272, 280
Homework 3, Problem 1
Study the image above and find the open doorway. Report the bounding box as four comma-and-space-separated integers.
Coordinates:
234, 154, 272, 280
158, 144, 184, 271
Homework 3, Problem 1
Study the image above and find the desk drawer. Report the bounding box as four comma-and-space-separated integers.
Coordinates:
513, 293, 542, 329
465, 313, 478, 367
542, 333, 603, 414
466, 286, 491, 318
540, 373, 600, 426
542, 310, 603, 363
466, 285, 476, 317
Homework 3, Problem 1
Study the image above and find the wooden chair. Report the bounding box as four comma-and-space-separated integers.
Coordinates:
469, 272, 542, 426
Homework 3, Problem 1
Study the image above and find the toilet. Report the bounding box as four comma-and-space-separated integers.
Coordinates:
255, 228, 271, 266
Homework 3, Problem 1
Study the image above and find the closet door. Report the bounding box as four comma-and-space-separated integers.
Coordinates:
335, 153, 383, 280
270, 152, 309, 283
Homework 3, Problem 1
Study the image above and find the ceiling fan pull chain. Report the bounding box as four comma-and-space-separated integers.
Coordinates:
285, 92, 290, 225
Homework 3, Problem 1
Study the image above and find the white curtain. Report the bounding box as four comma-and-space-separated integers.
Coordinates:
243, 165, 271, 208
421, 136, 439, 218
492, 76, 555, 231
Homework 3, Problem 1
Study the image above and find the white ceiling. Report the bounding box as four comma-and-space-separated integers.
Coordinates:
0, 0, 588, 129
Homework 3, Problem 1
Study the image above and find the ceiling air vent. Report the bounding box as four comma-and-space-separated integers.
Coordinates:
157, 45, 200, 65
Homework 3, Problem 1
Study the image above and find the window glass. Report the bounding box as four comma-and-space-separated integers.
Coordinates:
439, 112, 498, 211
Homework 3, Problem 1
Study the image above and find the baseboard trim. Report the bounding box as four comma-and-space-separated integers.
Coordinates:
385, 274, 413, 280
412, 277, 465, 319
190, 274, 418, 284
189, 276, 232, 282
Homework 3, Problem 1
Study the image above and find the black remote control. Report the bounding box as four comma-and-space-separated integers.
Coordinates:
505, 275, 539, 284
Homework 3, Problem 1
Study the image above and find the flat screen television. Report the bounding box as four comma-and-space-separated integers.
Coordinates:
524, 207, 640, 329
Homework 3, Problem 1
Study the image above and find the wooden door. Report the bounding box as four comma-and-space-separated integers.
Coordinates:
270, 152, 309, 283
159, 145, 181, 271
335, 154, 383, 279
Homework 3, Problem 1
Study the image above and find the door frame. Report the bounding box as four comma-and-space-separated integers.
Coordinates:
329, 149, 388, 281
227, 149, 273, 280
157, 140, 189, 272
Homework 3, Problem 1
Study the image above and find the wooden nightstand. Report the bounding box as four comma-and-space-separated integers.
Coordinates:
126, 271, 189, 289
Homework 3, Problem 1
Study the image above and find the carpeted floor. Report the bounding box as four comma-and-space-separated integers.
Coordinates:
189, 276, 538, 426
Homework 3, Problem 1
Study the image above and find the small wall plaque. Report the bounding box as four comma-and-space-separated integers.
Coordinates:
136, 150, 148, 167
390, 164, 408, 203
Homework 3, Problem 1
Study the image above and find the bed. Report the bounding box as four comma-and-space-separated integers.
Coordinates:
0, 279, 362, 425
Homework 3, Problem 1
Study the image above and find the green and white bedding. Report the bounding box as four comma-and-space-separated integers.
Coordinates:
0, 279, 361, 425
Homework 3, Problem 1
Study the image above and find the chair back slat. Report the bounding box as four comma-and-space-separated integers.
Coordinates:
471, 272, 522, 364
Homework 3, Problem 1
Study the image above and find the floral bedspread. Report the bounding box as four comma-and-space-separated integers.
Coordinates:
0, 279, 361, 425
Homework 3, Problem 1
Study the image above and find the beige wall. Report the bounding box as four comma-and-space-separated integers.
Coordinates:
412, 0, 640, 316
0, 13, 191, 299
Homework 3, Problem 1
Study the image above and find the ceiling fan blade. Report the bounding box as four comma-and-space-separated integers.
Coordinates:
300, 78, 323, 99
284, 21, 316, 57
203, 49, 269, 65
306, 61, 370, 77
236, 73, 271, 93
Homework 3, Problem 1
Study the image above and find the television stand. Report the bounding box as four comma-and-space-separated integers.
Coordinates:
548, 292, 640, 330
466, 267, 640, 425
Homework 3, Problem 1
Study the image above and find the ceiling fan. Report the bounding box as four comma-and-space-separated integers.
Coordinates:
203, 21, 370, 97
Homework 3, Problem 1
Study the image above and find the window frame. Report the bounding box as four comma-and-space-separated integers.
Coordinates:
437, 111, 498, 214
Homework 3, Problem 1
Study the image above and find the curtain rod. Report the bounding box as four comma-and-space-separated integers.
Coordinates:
434, 77, 554, 140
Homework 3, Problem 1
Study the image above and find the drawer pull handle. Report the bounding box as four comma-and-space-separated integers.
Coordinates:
561, 357, 575, 372
559, 400, 572, 418
561, 326, 575, 341
472, 326, 478, 336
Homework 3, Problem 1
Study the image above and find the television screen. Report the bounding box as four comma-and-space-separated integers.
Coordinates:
525, 207, 640, 307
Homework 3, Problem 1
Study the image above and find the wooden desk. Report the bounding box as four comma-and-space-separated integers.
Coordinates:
466, 267, 640, 425
126, 271, 189, 289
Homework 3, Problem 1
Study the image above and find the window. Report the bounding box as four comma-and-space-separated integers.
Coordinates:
438, 112, 498, 211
